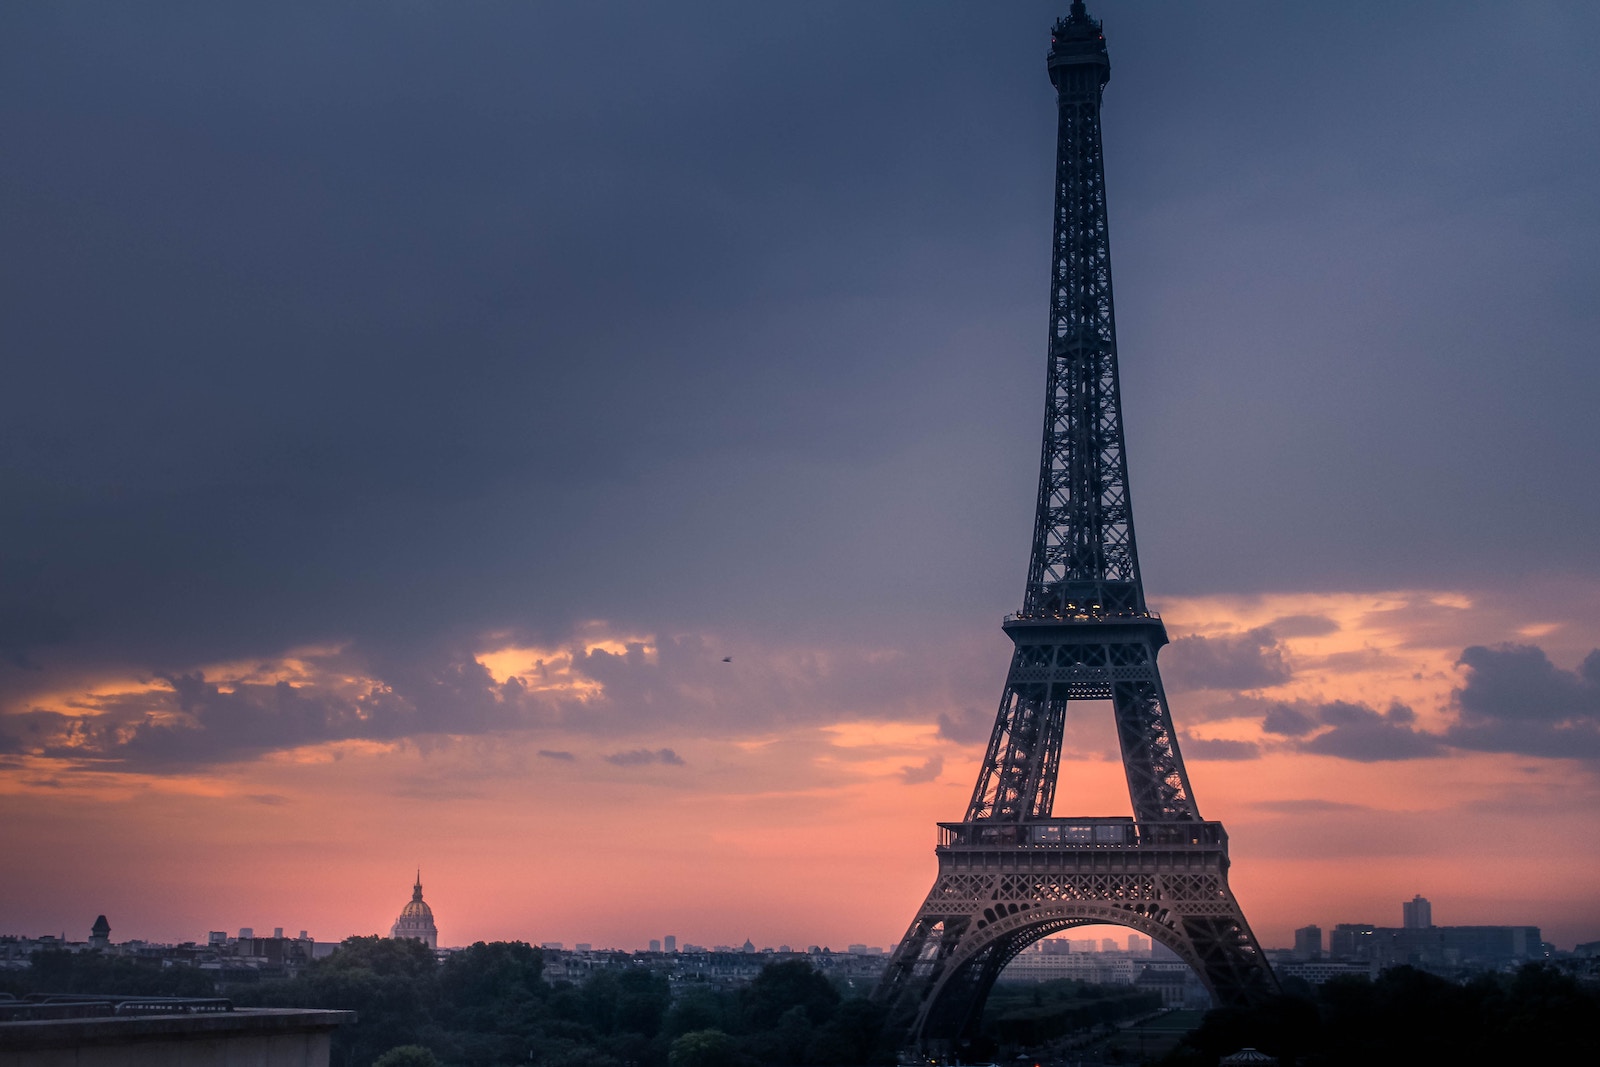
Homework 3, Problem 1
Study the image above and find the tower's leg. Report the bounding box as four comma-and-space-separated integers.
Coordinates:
1110, 669, 1196, 822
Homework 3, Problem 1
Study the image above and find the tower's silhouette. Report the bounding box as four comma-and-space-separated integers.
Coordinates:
875, 3, 1277, 1046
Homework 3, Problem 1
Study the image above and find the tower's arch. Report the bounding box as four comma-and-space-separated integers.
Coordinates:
915, 907, 1202, 1042
877, 818, 1275, 1048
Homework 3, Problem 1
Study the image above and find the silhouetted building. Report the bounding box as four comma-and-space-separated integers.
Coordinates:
1274, 959, 1374, 985
390, 871, 438, 950
664, 935, 676, 953
1329, 923, 1376, 960
1330, 918, 1540, 970
1403, 894, 1433, 929
88, 916, 110, 951
1294, 925, 1322, 960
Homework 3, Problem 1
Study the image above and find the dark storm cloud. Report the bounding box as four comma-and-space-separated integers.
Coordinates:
1250, 798, 1371, 815
1163, 627, 1291, 691
900, 754, 944, 784
1251, 697, 1444, 760
0, 606, 73, 671
937, 708, 993, 745
1266, 615, 1339, 639
3, 627, 986, 770
1180, 737, 1260, 761
1446, 644, 1600, 760
23, 658, 525, 770
604, 748, 685, 768
1, 1, 1597, 720
1301, 701, 1444, 762
1260, 704, 1316, 738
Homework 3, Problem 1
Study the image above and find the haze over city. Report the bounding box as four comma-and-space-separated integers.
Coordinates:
3, 0, 1598, 965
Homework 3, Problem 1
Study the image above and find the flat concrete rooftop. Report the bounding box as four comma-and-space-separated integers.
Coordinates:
0, 1007, 354, 1066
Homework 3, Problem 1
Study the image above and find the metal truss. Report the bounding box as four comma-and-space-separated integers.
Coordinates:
875, 3, 1277, 1049
877, 821, 1276, 1046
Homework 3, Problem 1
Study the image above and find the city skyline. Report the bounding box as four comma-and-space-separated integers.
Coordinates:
3, 1, 1599, 955
23, 886, 1571, 959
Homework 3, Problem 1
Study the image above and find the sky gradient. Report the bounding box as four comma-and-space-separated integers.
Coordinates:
3, 1, 1599, 953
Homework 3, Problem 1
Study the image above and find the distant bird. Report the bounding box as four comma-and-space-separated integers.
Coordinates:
721, 656, 732, 663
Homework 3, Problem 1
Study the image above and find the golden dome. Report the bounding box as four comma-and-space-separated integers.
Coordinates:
399, 898, 434, 921
390, 871, 439, 949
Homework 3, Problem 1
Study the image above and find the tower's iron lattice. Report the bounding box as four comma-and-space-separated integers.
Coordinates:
875, 3, 1278, 1048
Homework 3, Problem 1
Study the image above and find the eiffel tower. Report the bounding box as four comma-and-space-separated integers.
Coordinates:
875, 2, 1278, 1047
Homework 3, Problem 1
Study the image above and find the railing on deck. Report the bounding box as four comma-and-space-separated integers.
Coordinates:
1002, 610, 1163, 624
937, 817, 1225, 850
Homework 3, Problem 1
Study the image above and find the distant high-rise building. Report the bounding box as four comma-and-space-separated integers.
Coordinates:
1127, 934, 1150, 955
664, 935, 677, 953
1329, 924, 1375, 959
649, 939, 662, 953
89, 916, 110, 950
1101, 938, 1118, 953
273, 927, 284, 939
238, 927, 253, 940
390, 871, 438, 950
1403, 894, 1432, 929
208, 932, 228, 947
1294, 925, 1323, 960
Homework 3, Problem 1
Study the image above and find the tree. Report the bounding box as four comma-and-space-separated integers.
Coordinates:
1163, 963, 1600, 1066
669, 1028, 738, 1067
23, 950, 216, 997
662, 987, 729, 1040
371, 1046, 442, 1067
742, 960, 839, 1030
318, 935, 437, 980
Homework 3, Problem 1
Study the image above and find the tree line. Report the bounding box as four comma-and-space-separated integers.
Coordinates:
5, 938, 894, 1066
12, 941, 1593, 1065
1162, 963, 1600, 1066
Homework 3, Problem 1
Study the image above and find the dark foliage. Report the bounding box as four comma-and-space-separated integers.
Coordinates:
981, 979, 1162, 1046
1, 941, 892, 1066
372, 1048, 443, 1067
3, 950, 216, 998
741, 960, 840, 1029
1163, 963, 1600, 1067
229, 942, 890, 1066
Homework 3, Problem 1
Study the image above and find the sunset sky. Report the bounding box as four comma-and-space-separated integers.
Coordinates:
3, 2, 1598, 955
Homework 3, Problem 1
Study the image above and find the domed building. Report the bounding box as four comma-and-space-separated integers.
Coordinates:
390, 871, 438, 950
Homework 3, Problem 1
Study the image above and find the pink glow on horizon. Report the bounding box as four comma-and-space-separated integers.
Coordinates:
4, 581, 1599, 952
